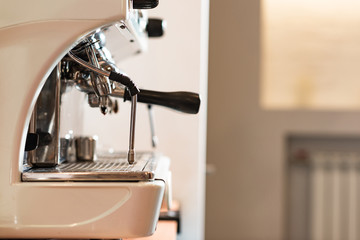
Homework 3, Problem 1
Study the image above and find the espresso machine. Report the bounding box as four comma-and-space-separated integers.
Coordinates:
0, 0, 200, 238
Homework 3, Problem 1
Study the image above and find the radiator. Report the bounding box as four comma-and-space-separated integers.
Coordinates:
309, 152, 359, 240
287, 136, 360, 240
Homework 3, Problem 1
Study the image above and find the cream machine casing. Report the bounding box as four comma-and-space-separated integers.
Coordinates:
0, 0, 172, 238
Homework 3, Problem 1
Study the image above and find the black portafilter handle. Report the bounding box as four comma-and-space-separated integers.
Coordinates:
124, 89, 201, 114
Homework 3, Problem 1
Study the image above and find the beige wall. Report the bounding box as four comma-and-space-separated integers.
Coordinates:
206, 0, 360, 239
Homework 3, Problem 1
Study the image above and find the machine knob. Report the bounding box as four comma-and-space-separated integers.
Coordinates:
146, 18, 166, 37
133, 0, 159, 9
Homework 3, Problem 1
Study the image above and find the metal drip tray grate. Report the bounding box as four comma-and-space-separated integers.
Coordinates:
22, 152, 157, 182
58, 161, 139, 172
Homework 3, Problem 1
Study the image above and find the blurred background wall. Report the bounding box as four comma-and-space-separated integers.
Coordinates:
206, 0, 360, 240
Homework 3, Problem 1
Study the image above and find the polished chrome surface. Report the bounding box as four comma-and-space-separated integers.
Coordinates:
22, 152, 157, 181
68, 51, 110, 77
62, 60, 126, 99
59, 135, 77, 163
59, 138, 70, 161
26, 64, 61, 167
85, 43, 112, 115
87, 92, 101, 107
25, 105, 37, 165
75, 136, 97, 161
86, 43, 112, 96
110, 82, 126, 97
67, 50, 125, 114
93, 31, 119, 73
23, 30, 141, 172
128, 95, 137, 164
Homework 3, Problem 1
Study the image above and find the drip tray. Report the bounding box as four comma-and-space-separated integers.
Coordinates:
22, 152, 157, 182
